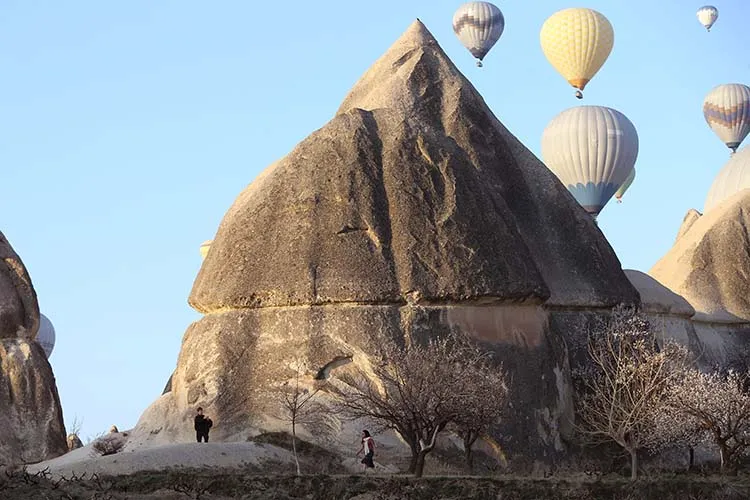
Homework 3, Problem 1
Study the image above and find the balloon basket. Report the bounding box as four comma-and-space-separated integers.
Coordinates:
476, 61, 483, 68
575, 90, 583, 100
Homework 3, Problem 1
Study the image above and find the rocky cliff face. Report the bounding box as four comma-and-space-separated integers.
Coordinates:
0, 231, 67, 465
650, 191, 750, 370
0, 339, 67, 464
132, 20, 638, 468
0, 232, 39, 339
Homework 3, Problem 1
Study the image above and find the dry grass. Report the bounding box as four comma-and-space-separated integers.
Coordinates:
1, 467, 750, 500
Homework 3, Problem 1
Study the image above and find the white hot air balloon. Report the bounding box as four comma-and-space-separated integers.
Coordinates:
452, 2, 505, 67
697, 5, 719, 32
703, 83, 750, 154
704, 146, 750, 213
36, 313, 56, 359
541, 106, 639, 219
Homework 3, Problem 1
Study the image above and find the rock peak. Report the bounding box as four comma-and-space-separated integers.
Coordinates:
403, 18, 436, 46
336, 19, 468, 118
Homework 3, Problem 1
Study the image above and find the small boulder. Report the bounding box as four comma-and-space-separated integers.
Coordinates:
67, 433, 83, 452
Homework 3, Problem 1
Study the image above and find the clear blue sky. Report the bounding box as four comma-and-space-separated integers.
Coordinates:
0, 1, 746, 440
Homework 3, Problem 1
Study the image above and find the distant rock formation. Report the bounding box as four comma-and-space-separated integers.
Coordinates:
0, 231, 67, 465
132, 20, 638, 468
651, 191, 750, 369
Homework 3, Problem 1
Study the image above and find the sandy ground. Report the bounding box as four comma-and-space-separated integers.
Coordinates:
27, 440, 295, 478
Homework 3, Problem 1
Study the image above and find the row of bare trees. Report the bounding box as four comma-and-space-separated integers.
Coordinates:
274, 306, 750, 479
272, 332, 509, 478
574, 306, 750, 479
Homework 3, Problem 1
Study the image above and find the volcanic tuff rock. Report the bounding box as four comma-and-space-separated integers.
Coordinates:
0, 231, 39, 339
0, 232, 67, 465
650, 191, 750, 370
133, 20, 639, 466
0, 339, 67, 465
651, 191, 750, 324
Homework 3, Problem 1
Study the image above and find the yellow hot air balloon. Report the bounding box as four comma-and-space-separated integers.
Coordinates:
540, 8, 614, 99
199, 240, 212, 259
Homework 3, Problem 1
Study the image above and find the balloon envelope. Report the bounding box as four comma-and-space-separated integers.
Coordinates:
540, 8, 614, 95
615, 169, 636, 201
703, 83, 750, 153
542, 106, 639, 217
452, 2, 505, 63
199, 240, 212, 259
36, 313, 55, 359
697, 6, 719, 31
705, 146, 750, 213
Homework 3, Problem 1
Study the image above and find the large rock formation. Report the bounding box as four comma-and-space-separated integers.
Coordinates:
0, 231, 67, 465
650, 190, 750, 369
0, 339, 68, 464
0, 232, 39, 338
133, 20, 638, 468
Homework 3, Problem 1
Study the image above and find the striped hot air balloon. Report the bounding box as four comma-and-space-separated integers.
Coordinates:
540, 8, 614, 99
697, 6, 719, 32
703, 83, 750, 154
452, 2, 505, 67
615, 169, 636, 203
542, 106, 639, 219
705, 146, 750, 213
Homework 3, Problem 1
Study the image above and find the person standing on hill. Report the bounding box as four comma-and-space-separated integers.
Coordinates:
357, 430, 376, 472
194, 407, 213, 443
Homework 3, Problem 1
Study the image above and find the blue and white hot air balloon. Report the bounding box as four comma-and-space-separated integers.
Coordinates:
703, 83, 750, 154
452, 2, 505, 67
541, 106, 639, 219
36, 313, 56, 359
697, 6, 719, 32
704, 146, 750, 213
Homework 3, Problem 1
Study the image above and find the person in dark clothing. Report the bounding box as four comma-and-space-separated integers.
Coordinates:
194, 407, 213, 443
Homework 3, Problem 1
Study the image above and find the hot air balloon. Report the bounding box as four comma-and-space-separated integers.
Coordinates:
452, 2, 505, 67
199, 240, 212, 260
541, 106, 639, 219
36, 313, 56, 359
615, 169, 636, 203
540, 8, 614, 99
703, 83, 750, 154
697, 6, 719, 32
704, 146, 750, 213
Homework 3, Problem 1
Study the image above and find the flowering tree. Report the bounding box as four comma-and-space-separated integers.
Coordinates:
666, 369, 750, 473
337, 332, 508, 478
451, 361, 508, 473
573, 306, 690, 480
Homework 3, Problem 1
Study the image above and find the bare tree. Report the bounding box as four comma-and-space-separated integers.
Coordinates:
336, 331, 507, 478
273, 365, 327, 476
573, 306, 690, 480
666, 369, 750, 474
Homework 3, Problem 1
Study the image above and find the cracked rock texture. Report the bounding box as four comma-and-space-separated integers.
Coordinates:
0, 231, 67, 465
132, 20, 639, 468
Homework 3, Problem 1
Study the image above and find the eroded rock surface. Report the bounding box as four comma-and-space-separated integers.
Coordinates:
0, 339, 67, 465
134, 20, 639, 468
